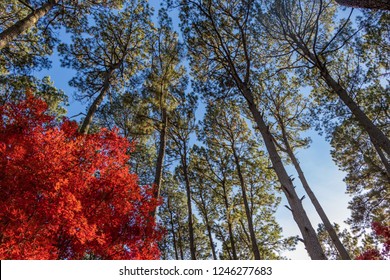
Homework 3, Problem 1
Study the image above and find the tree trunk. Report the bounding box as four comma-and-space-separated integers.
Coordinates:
167, 196, 179, 260
335, 0, 390, 10
181, 145, 196, 260
320, 67, 390, 159
151, 108, 168, 218
154, 108, 168, 197
242, 88, 326, 260
199, 191, 217, 260
176, 219, 185, 260
294, 40, 390, 161
231, 146, 261, 260
0, 0, 57, 50
280, 125, 351, 260
79, 68, 115, 134
370, 135, 390, 178
221, 179, 238, 260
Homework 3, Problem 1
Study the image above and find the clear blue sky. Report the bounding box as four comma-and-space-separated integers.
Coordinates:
33, 0, 352, 260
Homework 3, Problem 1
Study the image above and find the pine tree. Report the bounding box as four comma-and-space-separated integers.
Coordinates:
257, 0, 390, 162
59, 1, 152, 134
179, 0, 326, 259
144, 8, 187, 201
167, 91, 198, 259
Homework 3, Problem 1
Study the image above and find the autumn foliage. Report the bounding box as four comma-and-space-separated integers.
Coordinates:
0, 96, 162, 259
356, 222, 390, 260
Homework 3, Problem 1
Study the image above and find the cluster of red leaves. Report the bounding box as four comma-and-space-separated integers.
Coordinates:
0, 96, 163, 259
356, 222, 390, 260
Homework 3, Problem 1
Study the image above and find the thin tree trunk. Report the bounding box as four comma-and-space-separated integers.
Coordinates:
199, 191, 217, 260
151, 108, 168, 217
79, 68, 115, 134
154, 108, 168, 197
335, 0, 390, 10
167, 196, 179, 260
242, 88, 326, 260
221, 179, 238, 260
279, 124, 351, 260
231, 146, 261, 260
370, 135, 390, 178
181, 145, 196, 260
0, 0, 57, 50
177, 219, 185, 260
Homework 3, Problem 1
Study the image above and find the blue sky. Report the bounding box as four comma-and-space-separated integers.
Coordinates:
33, 0, 353, 259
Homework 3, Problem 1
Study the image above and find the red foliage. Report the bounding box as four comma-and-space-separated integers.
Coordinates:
356, 222, 390, 260
0, 96, 163, 259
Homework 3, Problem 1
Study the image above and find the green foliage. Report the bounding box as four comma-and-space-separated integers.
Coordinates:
191, 100, 297, 259
0, 74, 68, 116
59, 1, 152, 104
317, 223, 361, 259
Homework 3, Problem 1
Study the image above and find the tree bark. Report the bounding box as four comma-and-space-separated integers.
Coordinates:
242, 88, 326, 260
154, 108, 168, 197
289, 33, 390, 167
279, 124, 351, 260
292, 39, 390, 161
231, 146, 261, 260
0, 0, 58, 50
335, 0, 390, 10
79, 68, 115, 134
320, 67, 390, 159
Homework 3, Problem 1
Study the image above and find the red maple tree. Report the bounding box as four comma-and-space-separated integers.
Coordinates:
0, 96, 163, 259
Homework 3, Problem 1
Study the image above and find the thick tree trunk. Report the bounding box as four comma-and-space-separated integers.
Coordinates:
182, 145, 197, 260
294, 41, 390, 161
79, 69, 115, 134
320, 67, 390, 159
335, 0, 390, 10
0, 0, 57, 50
231, 147, 261, 260
279, 126, 351, 260
242, 89, 326, 260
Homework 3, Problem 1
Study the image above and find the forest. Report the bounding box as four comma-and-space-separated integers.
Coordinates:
0, 0, 389, 260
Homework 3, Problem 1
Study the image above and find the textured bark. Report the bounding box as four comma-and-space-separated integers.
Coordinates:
0, 0, 57, 50
242, 88, 326, 260
335, 0, 390, 10
231, 146, 261, 260
279, 124, 351, 260
79, 68, 115, 135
